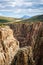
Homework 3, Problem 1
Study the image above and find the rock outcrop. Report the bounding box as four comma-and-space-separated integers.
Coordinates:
11, 46, 35, 65
0, 26, 19, 65
31, 23, 43, 65
7, 22, 43, 65
8, 22, 43, 47
0, 22, 43, 65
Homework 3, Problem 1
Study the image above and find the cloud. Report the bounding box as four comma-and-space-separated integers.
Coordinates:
0, 9, 13, 12
0, 0, 43, 17
0, 3, 5, 8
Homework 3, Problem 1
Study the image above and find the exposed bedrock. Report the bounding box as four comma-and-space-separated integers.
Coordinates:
0, 26, 19, 65
8, 22, 43, 65
11, 46, 35, 65
0, 22, 43, 65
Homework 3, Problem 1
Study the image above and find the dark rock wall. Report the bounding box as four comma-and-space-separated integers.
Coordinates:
11, 46, 35, 65
8, 22, 43, 47
6, 22, 43, 65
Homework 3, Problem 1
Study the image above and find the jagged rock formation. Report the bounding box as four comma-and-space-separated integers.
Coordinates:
31, 22, 43, 65
8, 22, 43, 47
0, 22, 43, 65
0, 26, 19, 65
11, 46, 35, 65
7, 22, 43, 65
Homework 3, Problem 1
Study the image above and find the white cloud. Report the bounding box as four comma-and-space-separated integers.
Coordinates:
28, 9, 43, 13
13, 8, 43, 15
0, 0, 43, 17
0, 0, 43, 9
6, 1, 33, 7
7, 2, 16, 7
33, 2, 43, 4
24, 2, 32, 6
0, 8, 43, 14
2, 0, 11, 1
14, 9, 21, 13
0, 9, 13, 12
0, 4, 5, 8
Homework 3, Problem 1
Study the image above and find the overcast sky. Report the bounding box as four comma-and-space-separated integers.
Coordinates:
0, 0, 43, 18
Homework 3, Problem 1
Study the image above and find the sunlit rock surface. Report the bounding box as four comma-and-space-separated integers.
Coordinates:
0, 26, 19, 65
11, 46, 35, 65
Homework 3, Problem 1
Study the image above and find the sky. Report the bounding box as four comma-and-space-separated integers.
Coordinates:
0, 0, 43, 18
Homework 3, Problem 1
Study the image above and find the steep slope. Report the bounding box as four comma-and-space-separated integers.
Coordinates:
0, 26, 19, 65
0, 22, 43, 65
11, 46, 35, 65
8, 22, 43, 47
0, 16, 21, 23
21, 15, 43, 22
10, 22, 43, 65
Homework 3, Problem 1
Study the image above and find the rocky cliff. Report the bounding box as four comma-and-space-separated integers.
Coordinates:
8, 22, 43, 47
0, 26, 19, 65
0, 22, 43, 65
11, 46, 35, 65
8, 22, 43, 65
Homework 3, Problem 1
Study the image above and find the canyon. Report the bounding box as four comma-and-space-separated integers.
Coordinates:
0, 22, 43, 65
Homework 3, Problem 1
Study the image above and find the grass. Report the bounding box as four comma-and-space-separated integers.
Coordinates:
0, 16, 22, 23
0, 15, 43, 25
21, 15, 43, 22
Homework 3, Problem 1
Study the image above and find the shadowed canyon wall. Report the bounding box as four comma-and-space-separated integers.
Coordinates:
7, 22, 43, 65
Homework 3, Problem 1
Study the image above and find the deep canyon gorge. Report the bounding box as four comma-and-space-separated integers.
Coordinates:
0, 22, 43, 65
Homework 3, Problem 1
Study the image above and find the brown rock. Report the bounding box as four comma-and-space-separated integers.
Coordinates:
11, 46, 35, 65
31, 22, 43, 65
8, 22, 43, 65
0, 26, 19, 65
8, 22, 43, 48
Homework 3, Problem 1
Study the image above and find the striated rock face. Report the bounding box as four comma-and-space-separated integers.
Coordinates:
0, 22, 43, 65
8, 22, 43, 47
11, 46, 35, 65
33, 37, 43, 65
0, 26, 19, 65
7, 22, 43, 65
31, 23, 43, 65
